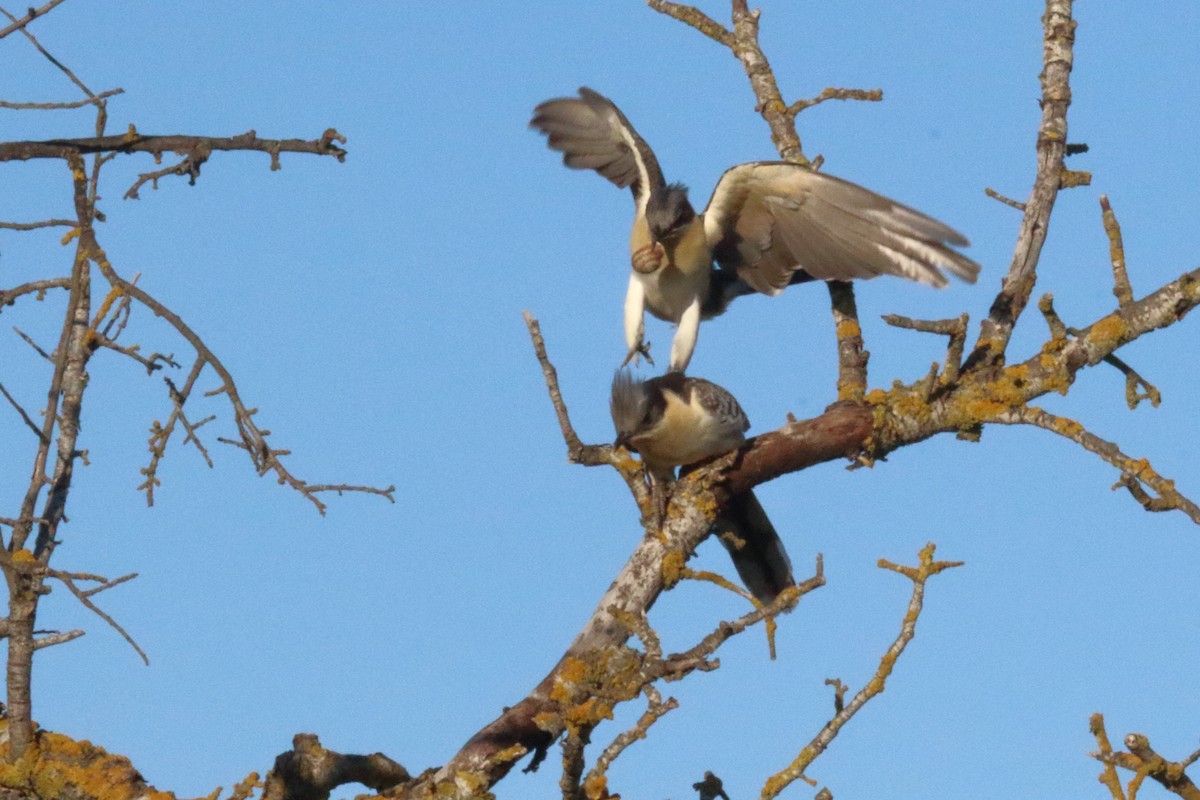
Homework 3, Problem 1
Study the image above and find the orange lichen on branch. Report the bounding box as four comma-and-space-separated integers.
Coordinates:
550, 657, 590, 705
549, 650, 647, 734
0, 726, 174, 800
533, 711, 562, 733
660, 549, 686, 589
1059, 168, 1092, 188
835, 318, 861, 340
89, 284, 125, 332
1049, 415, 1084, 438
583, 772, 609, 800
679, 566, 751, 600
1087, 314, 1129, 349
488, 745, 528, 766
450, 769, 491, 798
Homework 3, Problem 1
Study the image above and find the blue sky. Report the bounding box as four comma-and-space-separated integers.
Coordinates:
2, 2, 1198, 798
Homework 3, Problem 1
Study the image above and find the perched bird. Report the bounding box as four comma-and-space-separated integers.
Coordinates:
610, 370, 793, 603
532, 87, 980, 373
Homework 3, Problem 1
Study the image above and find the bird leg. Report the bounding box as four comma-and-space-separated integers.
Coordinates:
645, 470, 675, 530
631, 241, 666, 274
667, 296, 702, 374
621, 338, 654, 367
623, 276, 654, 366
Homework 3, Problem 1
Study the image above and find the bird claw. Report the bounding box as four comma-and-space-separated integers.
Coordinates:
631, 242, 666, 274
621, 339, 654, 367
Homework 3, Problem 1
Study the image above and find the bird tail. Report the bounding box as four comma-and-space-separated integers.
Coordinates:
713, 490, 794, 604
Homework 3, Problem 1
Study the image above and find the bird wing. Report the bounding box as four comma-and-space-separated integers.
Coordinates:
684, 377, 750, 435
530, 87, 666, 210
702, 162, 980, 296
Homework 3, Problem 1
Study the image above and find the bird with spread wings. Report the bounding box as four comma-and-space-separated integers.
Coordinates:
531, 87, 979, 373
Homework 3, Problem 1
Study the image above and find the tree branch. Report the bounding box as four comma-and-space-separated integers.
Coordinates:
0, 0, 70, 41
0, 88, 123, 110
1090, 716, 1200, 800
49, 569, 147, 665
262, 734, 410, 800
993, 406, 1198, 523
763, 544, 962, 799
0, 129, 348, 166
524, 311, 650, 509
970, 0, 1076, 366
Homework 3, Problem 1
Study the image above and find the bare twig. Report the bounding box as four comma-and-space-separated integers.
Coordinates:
763, 544, 962, 799
984, 186, 1026, 210
1100, 195, 1133, 307
0, 380, 50, 442
1037, 293, 1068, 342
645, 0, 733, 47
93, 334, 178, 373
1, 277, 71, 310
824, 678, 848, 714
140, 357, 206, 503
306, 484, 397, 502
0, 0, 70, 40
0, 219, 76, 230
1063, 327, 1162, 410
0, 87, 123, 110
1036, 293, 1159, 409
81, 235, 389, 513
13, 326, 54, 361
661, 557, 824, 677
970, 0, 1076, 366
124, 149, 211, 199
788, 86, 883, 116
524, 311, 649, 508
583, 686, 679, 797
993, 406, 1200, 524
49, 570, 148, 665
881, 313, 969, 384
0, 3, 96, 98
32, 629, 84, 649
78, 571, 138, 599
522, 311, 598, 461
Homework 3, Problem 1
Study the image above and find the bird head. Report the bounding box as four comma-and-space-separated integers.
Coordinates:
645, 183, 696, 245
610, 370, 664, 451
